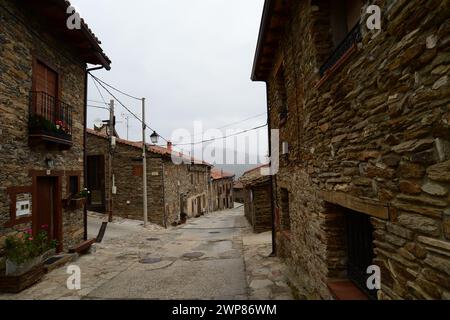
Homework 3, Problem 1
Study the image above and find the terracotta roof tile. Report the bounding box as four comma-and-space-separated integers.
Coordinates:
87, 128, 211, 166
211, 169, 235, 180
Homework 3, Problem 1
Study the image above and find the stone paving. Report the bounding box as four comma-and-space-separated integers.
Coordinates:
242, 230, 294, 300
0, 206, 297, 300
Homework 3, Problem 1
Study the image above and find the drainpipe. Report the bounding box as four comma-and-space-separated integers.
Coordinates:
83, 65, 105, 241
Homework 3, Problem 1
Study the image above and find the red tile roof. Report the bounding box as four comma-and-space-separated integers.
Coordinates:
239, 164, 271, 186
233, 181, 244, 189
211, 168, 235, 180
87, 128, 211, 166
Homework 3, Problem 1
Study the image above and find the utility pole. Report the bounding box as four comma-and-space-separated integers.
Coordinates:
121, 113, 130, 140
108, 99, 115, 223
142, 98, 148, 227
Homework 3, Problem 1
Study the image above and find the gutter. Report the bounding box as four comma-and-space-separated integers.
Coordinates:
83, 65, 105, 241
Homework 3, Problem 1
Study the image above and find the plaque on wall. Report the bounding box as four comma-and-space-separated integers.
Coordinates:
15, 193, 32, 217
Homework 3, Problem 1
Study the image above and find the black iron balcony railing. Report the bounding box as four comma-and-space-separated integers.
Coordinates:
319, 23, 362, 77
29, 91, 73, 147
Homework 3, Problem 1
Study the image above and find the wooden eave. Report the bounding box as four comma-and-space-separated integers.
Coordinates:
18, 0, 111, 70
251, 0, 293, 82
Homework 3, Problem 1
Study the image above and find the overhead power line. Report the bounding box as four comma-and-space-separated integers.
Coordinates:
90, 73, 142, 101
174, 123, 268, 146
88, 73, 170, 144
92, 78, 109, 107
217, 113, 267, 130
87, 74, 268, 153
191, 112, 267, 139
88, 99, 109, 105
88, 104, 109, 110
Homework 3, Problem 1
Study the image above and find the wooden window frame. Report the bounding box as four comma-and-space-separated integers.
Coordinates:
315, 1, 364, 88
66, 171, 82, 197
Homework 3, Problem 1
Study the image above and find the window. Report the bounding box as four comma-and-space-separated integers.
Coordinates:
132, 165, 143, 177
32, 60, 59, 122
318, 0, 364, 77
69, 176, 79, 195
34, 60, 58, 97
280, 188, 290, 231
345, 209, 377, 299
330, 0, 363, 48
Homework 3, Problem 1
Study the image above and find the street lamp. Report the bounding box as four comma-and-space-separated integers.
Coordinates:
150, 131, 159, 144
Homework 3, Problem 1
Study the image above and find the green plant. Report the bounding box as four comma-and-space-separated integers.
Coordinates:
73, 188, 90, 199
4, 228, 57, 265
29, 114, 69, 135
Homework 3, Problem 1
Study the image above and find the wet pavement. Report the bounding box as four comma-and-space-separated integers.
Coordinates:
0, 206, 295, 300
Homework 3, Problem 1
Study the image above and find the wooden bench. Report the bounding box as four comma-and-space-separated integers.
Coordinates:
68, 238, 96, 255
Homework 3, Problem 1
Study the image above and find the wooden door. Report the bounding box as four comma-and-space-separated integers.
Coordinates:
36, 177, 57, 240
87, 155, 106, 212
34, 61, 58, 119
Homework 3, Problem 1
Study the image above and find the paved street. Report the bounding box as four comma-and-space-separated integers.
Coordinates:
0, 206, 294, 300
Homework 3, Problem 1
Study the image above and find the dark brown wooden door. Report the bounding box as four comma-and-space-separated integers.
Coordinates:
35, 61, 58, 96
87, 155, 106, 212
34, 61, 58, 119
36, 177, 57, 240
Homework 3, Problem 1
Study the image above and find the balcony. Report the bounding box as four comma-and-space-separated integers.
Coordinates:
28, 91, 73, 149
319, 23, 362, 77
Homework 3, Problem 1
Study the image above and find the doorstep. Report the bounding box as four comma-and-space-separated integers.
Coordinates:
327, 280, 369, 300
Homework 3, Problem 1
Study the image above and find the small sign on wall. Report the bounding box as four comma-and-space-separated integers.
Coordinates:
16, 193, 32, 217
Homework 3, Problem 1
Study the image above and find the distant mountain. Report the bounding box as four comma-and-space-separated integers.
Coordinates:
213, 163, 263, 179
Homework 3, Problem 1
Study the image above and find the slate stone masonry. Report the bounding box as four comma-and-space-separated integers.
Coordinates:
256, 0, 450, 299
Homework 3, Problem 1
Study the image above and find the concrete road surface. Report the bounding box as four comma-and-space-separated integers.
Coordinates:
86, 207, 249, 300
1, 205, 293, 300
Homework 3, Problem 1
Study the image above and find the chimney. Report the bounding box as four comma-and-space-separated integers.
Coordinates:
167, 141, 173, 152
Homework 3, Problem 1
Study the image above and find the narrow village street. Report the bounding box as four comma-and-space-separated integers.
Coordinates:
0, 206, 294, 300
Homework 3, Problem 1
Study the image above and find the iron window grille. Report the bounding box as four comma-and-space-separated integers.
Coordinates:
319, 23, 362, 77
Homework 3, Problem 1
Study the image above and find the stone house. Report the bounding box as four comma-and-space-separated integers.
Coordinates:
86, 129, 212, 226
210, 169, 235, 211
233, 181, 245, 204
252, 0, 450, 299
240, 165, 272, 233
0, 0, 110, 252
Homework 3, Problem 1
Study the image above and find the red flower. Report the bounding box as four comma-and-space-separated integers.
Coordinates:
41, 224, 49, 229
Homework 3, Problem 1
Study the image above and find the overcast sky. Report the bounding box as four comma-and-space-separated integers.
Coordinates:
72, 0, 268, 164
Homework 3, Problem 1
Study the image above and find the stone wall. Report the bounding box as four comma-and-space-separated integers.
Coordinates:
262, 0, 450, 299
233, 187, 245, 204
184, 164, 211, 217
86, 133, 212, 225
244, 183, 272, 233
86, 133, 167, 225
211, 178, 234, 211
0, 0, 87, 251
165, 162, 211, 221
